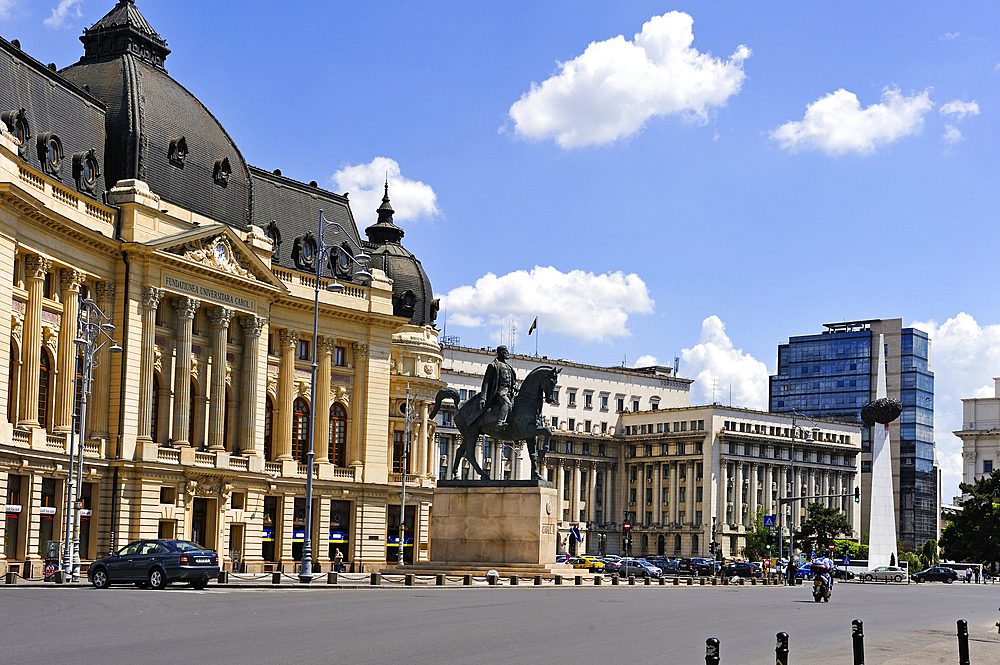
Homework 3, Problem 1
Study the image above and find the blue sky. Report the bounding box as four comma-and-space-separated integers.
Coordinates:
5, 1, 1000, 500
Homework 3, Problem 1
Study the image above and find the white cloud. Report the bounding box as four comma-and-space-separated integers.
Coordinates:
680, 316, 769, 410
939, 99, 979, 120
941, 124, 963, 146
330, 157, 439, 229
771, 87, 933, 155
440, 266, 654, 344
43, 0, 82, 29
633, 354, 659, 368
940, 32, 961, 40
506, 11, 750, 148
909, 313, 1000, 503
0, 0, 15, 19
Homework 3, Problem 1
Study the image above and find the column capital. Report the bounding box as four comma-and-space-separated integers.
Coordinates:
95, 281, 116, 303
24, 255, 51, 279
279, 328, 299, 348
171, 296, 200, 320
318, 335, 338, 355
207, 306, 234, 328
60, 268, 86, 293
240, 315, 267, 339
142, 285, 164, 310
352, 341, 369, 359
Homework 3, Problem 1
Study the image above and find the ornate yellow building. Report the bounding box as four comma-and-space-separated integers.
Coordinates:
0, 1, 443, 578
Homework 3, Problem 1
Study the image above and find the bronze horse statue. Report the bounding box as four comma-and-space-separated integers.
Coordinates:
430, 365, 560, 481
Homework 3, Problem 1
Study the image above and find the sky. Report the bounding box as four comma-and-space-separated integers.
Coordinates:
5, 1, 1000, 502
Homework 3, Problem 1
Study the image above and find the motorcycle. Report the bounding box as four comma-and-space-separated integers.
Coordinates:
811, 564, 831, 603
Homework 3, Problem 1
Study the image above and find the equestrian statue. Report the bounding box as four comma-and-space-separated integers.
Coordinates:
429, 346, 559, 481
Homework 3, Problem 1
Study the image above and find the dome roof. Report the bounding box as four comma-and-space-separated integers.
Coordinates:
59, 1, 251, 229
365, 183, 438, 327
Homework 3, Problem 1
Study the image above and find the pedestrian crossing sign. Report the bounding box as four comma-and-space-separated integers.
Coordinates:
763, 515, 776, 528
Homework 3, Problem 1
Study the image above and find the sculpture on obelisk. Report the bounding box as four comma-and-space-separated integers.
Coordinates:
861, 334, 901, 569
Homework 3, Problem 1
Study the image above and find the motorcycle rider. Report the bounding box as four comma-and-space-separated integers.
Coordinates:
815, 553, 835, 592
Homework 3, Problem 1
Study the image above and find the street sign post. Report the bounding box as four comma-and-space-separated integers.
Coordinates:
763, 515, 776, 528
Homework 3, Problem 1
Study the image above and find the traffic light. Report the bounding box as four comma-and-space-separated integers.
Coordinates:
854, 486, 860, 503
709, 541, 716, 555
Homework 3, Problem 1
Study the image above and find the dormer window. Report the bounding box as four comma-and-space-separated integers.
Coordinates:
36, 132, 63, 180
213, 156, 231, 186
291, 231, 317, 271
72, 148, 101, 196
1, 109, 29, 161
168, 137, 187, 167
265, 220, 282, 259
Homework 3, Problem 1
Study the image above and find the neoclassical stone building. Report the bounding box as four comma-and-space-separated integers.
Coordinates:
0, 1, 443, 577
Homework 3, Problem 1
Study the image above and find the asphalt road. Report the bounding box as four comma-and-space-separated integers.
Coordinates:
2, 582, 999, 664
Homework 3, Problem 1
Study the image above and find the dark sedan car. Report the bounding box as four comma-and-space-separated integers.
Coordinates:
720, 562, 761, 578
89, 539, 220, 590
911, 566, 958, 584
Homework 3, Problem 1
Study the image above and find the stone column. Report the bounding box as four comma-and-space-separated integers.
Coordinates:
686, 463, 695, 525
314, 336, 334, 463
276, 329, 298, 461
136, 286, 163, 442
89, 282, 115, 441
555, 461, 565, 520
349, 342, 368, 468
734, 463, 744, 528
240, 316, 266, 457
669, 463, 679, 524
54, 269, 85, 433
19, 255, 50, 428
206, 307, 233, 451
764, 464, 773, 516
170, 297, 200, 446
588, 462, 597, 523
748, 463, 759, 521
653, 462, 662, 524
821, 471, 829, 508
572, 461, 581, 522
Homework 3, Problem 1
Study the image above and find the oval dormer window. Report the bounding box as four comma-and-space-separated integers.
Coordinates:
168, 137, 187, 167
36, 132, 63, 180
213, 156, 231, 186
72, 148, 101, 196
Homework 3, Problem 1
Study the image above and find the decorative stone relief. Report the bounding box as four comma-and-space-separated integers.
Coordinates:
179, 235, 254, 280
279, 329, 299, 349
42, 326, 57, 352
142, 285, 164, 310
153, 348, 162, 373
60, 268, 85, 293
266, 375, 278, 399
24, 255, 51, 280
11, 314, 22, 345
352, 342, 369, 359
95, 281, 116, 304
172, 297, 200, 320
240, 315, 266, 339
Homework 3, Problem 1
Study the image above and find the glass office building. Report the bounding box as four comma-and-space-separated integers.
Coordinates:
769, 320, 937, 548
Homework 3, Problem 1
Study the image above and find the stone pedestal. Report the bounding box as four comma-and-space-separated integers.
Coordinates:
430, 480, 558, 565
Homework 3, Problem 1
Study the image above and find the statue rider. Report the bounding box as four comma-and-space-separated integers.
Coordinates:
479, 345, 517, 429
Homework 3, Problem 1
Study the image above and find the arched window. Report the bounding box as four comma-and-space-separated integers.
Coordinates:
674, 534, 682, 552
263, 396, 274, 460
641, 534, 649, 553
657, 534, 665, 556
329, 403, 347, 467
38, 348, 51, 430
691, 534, 699, 554
151, 373, 160, 443
291, 397, 310, 464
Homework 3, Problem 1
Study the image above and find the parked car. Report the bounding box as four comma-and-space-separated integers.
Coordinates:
678, 557, 715, 576
862, 566, 906, 582
601, 559, 623, 574
832, 567, 855, 580
555, 554, 570, 563
911, 566, 958, 584
618, 559, 662, 579
568, 556, 605, 571
720, 562, 761, 578
88, 539, 219, 590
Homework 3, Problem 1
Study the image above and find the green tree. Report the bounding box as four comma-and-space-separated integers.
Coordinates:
918, 539, 939, 570
794, 503, 853, 555
940, 470, 1000, 565
742, 508, 771, 561
832, 539, 868, 560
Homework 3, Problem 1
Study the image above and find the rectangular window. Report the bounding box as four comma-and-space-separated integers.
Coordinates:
599, 443, 606, 456
601, 395, 609, 410
985, 460, 993, 474
568, 418, 575, 431
601, 422, 607, 434
617, 397, 625, 412
392, 431, 405, 474
334, 346, 346, 366
584, 420, 591, 433
297, 339, 311, 361
629, 488, 637, 504
632, 399, 640, 412
645, 488, 653, 504
662, 487, 669, 504
568, 391, 576, 406
695, 486, 703, 502
679, 487, 686, 503
551, 416, 559, 428
630, 466, 637, 482
159, 486, 175, 504
698, 420, 704, 430
584, 393, 592, 408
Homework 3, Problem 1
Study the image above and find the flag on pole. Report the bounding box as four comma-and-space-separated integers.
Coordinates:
528, 317, 537, 335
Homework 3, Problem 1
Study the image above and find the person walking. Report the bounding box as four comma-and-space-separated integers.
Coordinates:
334, 548, 344, 573
975, 566, 981, 584
965, 566, 973, 583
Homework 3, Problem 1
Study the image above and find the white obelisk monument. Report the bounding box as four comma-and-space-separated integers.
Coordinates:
867, 334, 897, 568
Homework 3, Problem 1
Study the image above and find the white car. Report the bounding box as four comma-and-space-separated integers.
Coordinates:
862, 566, 906, 582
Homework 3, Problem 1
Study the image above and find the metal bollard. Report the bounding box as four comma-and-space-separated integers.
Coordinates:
659, 576, 666, 585
405, 574, 414, 586
705, 637, 720, 665
644, 576, 651, 586
628, 575, 636, 586
327, 571, 338, 585
673, 577, 679, 586
554, 574, 563, 585
217, 571, 228, 584
510, 575, 518, 586
687, 577, 693, 586
271, 571, 281, 585
611, 575, 619, 585
957, 619, 970, 665
535, 574, 543, 586
594, 575, 602, 585
463, 574, 472, 586
700, 577, 706, 586
712, 577, 718, 586
575, 575, 583, 586
370, 572, 381, 585
775, 632, 789, 665
436, 574, 445, 586
5, 571, 16, 585
852, 619, 865, 665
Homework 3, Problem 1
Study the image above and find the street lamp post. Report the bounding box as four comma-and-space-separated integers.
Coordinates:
785, 413, 819, 584
69, 297, 122, 581
301, 210, 371, 584
398, 385, 416, 567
